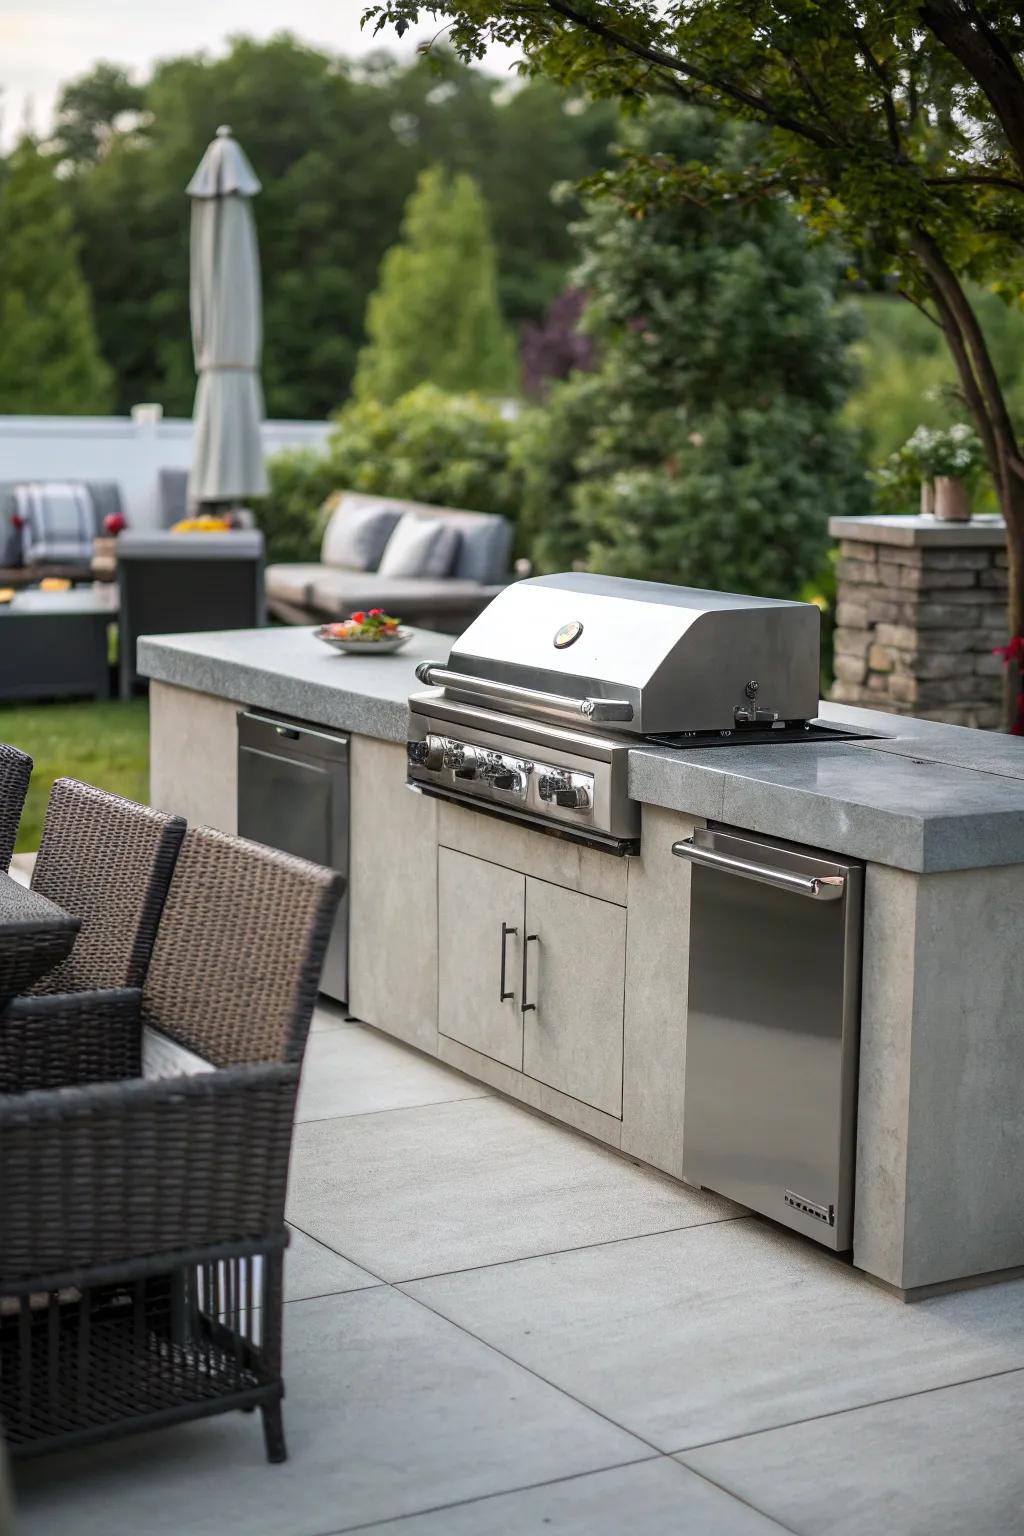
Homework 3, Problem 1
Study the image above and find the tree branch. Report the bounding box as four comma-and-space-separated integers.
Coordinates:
541, 0, 843, 150
925, 171, 1024, 192
919, 1, 1024, 178
897, 288, 942, 328
848, 21, 902, 156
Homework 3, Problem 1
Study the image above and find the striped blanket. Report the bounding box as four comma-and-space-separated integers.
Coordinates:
13, 482, 98, 565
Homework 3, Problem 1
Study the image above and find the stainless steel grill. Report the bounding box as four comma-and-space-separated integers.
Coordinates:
407, 573, 869, 852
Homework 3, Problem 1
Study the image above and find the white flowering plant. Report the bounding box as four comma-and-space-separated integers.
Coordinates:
873, 422, 984, 512
901, 422, 984, 480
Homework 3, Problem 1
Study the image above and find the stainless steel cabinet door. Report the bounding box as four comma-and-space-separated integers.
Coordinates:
522, 878, 626, 1116
438, 847, 525, 1069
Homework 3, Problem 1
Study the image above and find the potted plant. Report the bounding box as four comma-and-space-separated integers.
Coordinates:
900, 424, 983, 521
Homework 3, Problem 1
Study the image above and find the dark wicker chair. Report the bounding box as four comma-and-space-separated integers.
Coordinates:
0, 743, 31, 873
29, 778, 185, 995
0, 826, 343, 1464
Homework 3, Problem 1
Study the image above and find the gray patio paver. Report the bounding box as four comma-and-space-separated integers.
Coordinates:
285, 1225, 381, 1301
14, 1287, 651, 1536
357, 1456, 791, 1535
287, 1093, 741, 1282
682, 1368, 1024, 1536
296, 1018, 488, 1123
402, 1217, 1024, 1450
11, 1017, 1024, 1534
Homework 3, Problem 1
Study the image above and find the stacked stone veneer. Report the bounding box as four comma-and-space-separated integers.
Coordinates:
827, 514, 1009, 729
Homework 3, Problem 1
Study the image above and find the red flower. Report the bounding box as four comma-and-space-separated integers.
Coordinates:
993, 636, 1024, 733
103, 512, 127, 536
10, 513, 25, 530
351, 611, 366, 624
369, 607, 383, 617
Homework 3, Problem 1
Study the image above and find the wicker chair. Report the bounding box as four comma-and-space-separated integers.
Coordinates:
0, 742, 31, 873
0, 826, 343, 1464
29, 778, 185, 995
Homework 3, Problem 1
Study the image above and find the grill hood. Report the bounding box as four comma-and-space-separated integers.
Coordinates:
440, 573, 820, 735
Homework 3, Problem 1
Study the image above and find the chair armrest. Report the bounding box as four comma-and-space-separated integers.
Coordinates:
0, 1063, 300, 1289
0, 988, 142, 1095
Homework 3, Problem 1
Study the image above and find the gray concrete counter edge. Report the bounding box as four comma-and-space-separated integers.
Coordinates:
138, 626, 1024, 874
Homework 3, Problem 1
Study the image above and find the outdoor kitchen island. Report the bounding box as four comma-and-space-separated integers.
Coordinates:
139, 619, 1024, 1301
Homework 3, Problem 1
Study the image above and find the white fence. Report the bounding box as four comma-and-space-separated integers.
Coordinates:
0, 413, 333, 530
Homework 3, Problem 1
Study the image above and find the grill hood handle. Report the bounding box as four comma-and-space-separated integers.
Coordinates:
414, 662, 634, 726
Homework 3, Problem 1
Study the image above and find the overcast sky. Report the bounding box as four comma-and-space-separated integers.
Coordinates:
0, 1, 517, 147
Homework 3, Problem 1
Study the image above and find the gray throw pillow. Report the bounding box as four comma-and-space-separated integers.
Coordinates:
377, 514, 460, 579
321, 497, 402, 572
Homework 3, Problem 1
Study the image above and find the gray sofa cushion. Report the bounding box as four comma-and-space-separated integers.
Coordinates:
265, 563, 325, 607
321, 495, 403, 572
452, 516, 512, 584
308, 571, 493, 619
158, 468, 189, 527
14, 483, 98, 564
0, 480, 121, 567
377, 514, 460, 579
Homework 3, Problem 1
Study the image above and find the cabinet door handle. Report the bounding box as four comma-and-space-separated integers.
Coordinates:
499, 922, 518, 1002
521, 933, 539, 1014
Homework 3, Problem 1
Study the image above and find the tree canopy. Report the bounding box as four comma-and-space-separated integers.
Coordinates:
365, 0, 1024, 707
517, 106, 868, 594
48, 35, 614, 419
354, 165, 517, 401
0, 138, 113, 415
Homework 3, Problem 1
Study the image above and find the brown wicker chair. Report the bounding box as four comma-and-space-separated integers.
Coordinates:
29, 778, 185, 995
0, 826, 343, 1464
0, 742, 31, 873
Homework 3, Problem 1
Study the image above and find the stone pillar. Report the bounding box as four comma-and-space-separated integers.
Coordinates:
827, 513, 1008, 729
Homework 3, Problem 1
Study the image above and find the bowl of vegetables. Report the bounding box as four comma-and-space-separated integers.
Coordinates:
315, 609, 411, 655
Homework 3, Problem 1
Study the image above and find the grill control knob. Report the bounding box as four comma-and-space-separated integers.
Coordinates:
538, 772, 569, 802
446, 742, 480, 779
555, 785, 592, 810
407, 735, 444, 771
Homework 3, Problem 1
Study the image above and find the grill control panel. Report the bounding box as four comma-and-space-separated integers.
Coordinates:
407, 733, 595, 822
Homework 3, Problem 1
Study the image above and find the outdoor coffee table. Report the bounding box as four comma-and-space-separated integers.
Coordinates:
0, 874, 80, 1007
0, 587, 118, 702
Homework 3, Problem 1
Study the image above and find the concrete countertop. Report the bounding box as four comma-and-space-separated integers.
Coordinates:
139, 626, 1024, 874
138, 624, 453, 744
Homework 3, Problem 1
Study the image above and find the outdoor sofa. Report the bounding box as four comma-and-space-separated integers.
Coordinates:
265, 490, 513, 630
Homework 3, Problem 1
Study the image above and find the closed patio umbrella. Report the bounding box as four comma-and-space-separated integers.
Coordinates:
186, 125, 268, 507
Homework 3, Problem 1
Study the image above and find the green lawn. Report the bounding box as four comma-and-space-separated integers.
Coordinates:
0, 698, 150, 853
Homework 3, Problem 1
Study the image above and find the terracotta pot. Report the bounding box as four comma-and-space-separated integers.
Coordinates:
933, 475, 972, 522
920, 479, 935, 517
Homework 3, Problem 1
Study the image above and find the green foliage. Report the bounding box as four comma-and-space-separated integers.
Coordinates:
847, 291, 1024, 462
516, 108, 869, 596
354, 166, 517, 403
50, 39, 614, 419
261, 384, 521, 562
259, 449, 340, 565
0, 138, 113, 415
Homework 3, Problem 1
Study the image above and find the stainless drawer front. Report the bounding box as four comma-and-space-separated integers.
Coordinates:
678, 826, 863, 1250
237, 711, 350, 1004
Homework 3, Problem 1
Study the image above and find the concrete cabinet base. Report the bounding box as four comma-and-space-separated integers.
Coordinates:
348, 736, 438, 1053
855, 860, 1024, 1292
438, 846, 627, 1118
144, 686, 1024, 1296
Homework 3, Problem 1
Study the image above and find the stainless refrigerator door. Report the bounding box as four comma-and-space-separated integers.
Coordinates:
237, 712, 349, 1004
677, 826, 863, 1250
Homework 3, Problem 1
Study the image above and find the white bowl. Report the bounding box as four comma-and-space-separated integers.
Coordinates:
315, 626, 412, 655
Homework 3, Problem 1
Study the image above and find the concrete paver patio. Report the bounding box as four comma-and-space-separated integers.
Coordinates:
13, 1007, 1024, 1535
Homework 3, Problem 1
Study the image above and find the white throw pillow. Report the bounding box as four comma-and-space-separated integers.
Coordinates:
377, 513, 460, 579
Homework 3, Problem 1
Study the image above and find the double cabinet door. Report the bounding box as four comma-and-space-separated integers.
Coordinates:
437, 847, 626, 1117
